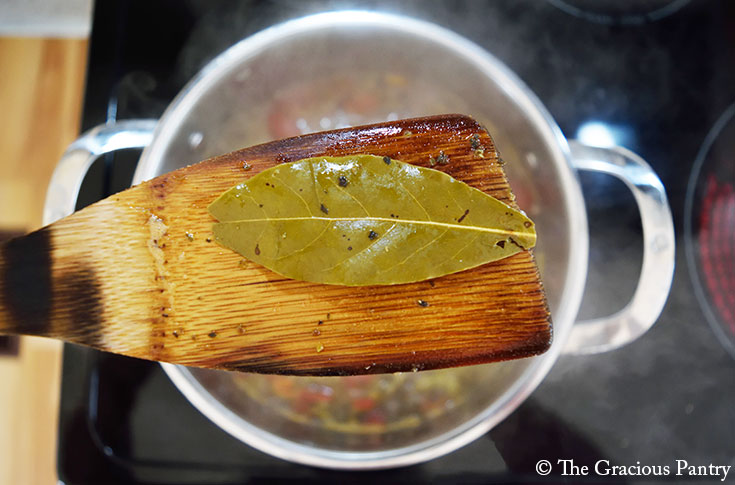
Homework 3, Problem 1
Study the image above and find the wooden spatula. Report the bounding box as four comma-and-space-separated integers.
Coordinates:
0, 114, 550, 375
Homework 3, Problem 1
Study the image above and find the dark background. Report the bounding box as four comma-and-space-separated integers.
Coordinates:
58, 1, 735, 483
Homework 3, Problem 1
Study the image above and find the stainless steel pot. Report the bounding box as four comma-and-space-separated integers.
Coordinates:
46, 11, 675, 470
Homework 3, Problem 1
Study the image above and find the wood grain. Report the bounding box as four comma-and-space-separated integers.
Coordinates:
0, 115, 551, 376
0, 37, 87, 230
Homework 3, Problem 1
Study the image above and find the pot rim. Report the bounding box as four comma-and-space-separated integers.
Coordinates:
142, 10, 588, 470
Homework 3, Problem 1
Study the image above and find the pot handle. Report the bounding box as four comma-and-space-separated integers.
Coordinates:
43, 120, 158, 225
563, 141, 675, 354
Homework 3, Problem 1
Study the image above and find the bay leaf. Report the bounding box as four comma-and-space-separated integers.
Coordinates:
208, 154, 536, 286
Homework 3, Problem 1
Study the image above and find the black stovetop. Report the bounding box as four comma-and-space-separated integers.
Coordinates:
57, 1, 735, 483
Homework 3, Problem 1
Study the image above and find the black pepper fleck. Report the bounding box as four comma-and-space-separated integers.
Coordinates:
470, 134, 481, 150
508, 237, 526, 250
172, 330, 179, 338
254, 244, 260, 255
430, 150, 449, 166
496, 240, 506, 248
347, 246, 353, 251
320, 203, 329, 214
338, 175, 348, 187
383, 156, 391, 165
185, 232, 194, 241
318, 320, 323, 325
368, 230, 378, 240
242, 162, 252, 171
208, 331, 217, 338
457, 209, 470, 223
205, 238, 212, 243
429, 280, 435, 287
417, 299, 429, 307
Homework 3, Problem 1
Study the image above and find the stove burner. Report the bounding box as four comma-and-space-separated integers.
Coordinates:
685, 102, 735, 359
547, 0, 690, 25
57, 2, 735, 482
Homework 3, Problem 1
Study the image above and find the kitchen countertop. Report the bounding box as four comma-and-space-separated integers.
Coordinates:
0, 36, 88, 485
